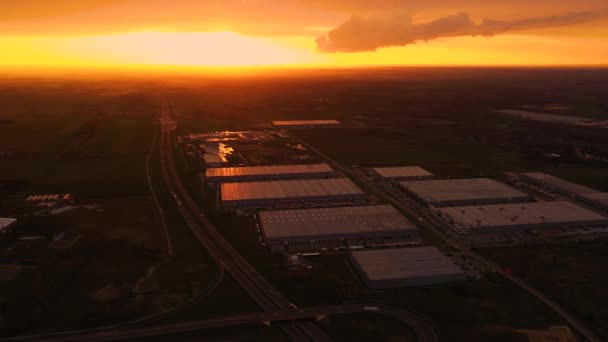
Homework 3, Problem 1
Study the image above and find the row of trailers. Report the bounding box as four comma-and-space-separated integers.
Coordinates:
202, 163, 467, 289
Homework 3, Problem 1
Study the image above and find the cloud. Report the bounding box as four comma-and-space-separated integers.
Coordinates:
317, 9, 608, 52
1, 0, 607, 37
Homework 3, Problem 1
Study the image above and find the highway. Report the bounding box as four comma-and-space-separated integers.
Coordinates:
1, 102, 439, 342
157, 101, 332, 342
291, 134, 603, 342
40, 304, 437, 342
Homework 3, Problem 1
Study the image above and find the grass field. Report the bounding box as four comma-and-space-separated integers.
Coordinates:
477, 241, 608, 341
0, 79, 234, 336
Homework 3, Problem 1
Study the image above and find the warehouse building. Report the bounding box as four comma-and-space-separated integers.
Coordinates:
400, 178, 531, 207
258, 205, 419, 252
205, 163, 335, 184
221, 178, 366, 210
521, 173, 608, 211
351, 247, 465, 289
203, 154, 227, 167
0, 218, 17, 239
439, 201, 608, 235
521, 172, 599, 196
579, 192, 608, 211
272, 120, 341, 127
372, 166, 434, 181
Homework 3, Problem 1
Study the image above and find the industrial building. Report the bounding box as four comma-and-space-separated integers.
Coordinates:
258, 205, 419, 252
205, 163, 335, 184
439, 201, 608, 235
400, 178, 531, 207
0, 218, 17, 238
203, 154, 227, 167
351, 247, 465, 289
372, 166, 434, 181
521, 172, 600, 196
272, 120, 341, 127
579, 192, 608, 210
221, 178, 366, 210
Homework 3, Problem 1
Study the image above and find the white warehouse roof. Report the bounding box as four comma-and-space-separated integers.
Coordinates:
221, 178, 364, 202
400, 178, 529, 206
522, 172, 599, 195
259, 205, 418, 240
351, 247, 465, 288
0, 218, 17, 232
272, 120, 340, 126
206, 163, 333, 179
373, 166, 433, 179
439, 201, 608, 234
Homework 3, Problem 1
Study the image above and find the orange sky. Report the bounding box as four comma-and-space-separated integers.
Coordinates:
1, 1, 607, 69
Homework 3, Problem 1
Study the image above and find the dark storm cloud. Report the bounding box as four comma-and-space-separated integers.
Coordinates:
316, 9, 608, 52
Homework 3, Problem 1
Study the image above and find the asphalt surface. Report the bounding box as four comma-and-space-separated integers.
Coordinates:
39, 304, 437, 342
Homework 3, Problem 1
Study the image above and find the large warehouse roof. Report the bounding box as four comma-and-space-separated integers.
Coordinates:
206, 163, 333, 179
351, 247, 465, 288
373, 166, 433, 179
272, 120, 340, 126
221, 178, 364, 202
259, 205, 417, 240
400, 178, 529, 205
0, 218, 16, 232
440, 201, 608, 233
579, 192, 608, 209
522, 172, 599, 195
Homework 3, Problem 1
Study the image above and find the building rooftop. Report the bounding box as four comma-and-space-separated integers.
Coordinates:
351, 247, 464, 282
373, 166, 433, 179
206, 163, 333, 179
494, 109, 596, 124
272, 120, 341, 126
221, 178, 364, 202
439, 201, 608, 233
259, 205, 417, 240
579, 192, 608, 208
400, 178, 528, 204
203, 154, 226, 164
0, 218, 17, 232
522, 173, 600, 195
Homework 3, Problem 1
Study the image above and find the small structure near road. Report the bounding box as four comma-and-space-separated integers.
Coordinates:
351, 247, 465, 289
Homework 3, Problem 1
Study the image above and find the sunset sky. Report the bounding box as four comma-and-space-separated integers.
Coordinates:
1, 1, 607, 69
